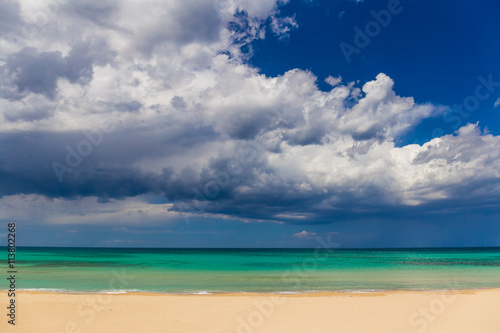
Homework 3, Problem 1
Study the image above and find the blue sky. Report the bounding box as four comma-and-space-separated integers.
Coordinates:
1, 0, 500, 248
249, 0, 500, 143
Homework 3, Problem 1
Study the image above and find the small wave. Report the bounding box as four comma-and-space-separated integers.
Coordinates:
99, 289, 141, 294
190, 291, 213, 295
20, 288, 72, 293
15, 287, 491, 295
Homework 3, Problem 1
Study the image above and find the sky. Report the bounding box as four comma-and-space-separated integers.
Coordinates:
1, 0, 500, 248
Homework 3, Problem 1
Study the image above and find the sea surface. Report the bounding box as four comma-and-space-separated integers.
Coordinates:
2, 247, 500, 293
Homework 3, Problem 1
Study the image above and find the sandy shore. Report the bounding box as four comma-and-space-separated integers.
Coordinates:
2, 289, 500, 332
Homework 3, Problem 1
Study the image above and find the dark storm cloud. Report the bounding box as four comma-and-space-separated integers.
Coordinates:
351, 124, 385, 141
161, 144, 391, 223
5, 47, 68, 99
163, 130, 500, 224
1, 0, 500, 231
135, 0, 222, 55
3, 121, 499, 225
283, 128, 323, 146
0, 0, 21, 34
2, 40, 116, 100
0, 125, 217, 199
223, 110, 273, 140
170, 96, 187, 109
170, 174, 500, 225
65, 0, 120, 28
172, 0, 221, 43
3, 98, 55, 122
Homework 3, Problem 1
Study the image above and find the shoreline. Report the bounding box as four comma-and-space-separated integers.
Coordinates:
3, 287, 500, 296
3, 288, 500, 332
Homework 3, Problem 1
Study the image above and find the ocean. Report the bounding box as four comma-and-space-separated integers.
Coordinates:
2, 247, 500, 293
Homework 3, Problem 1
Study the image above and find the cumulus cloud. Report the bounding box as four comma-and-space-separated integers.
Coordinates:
0, 0, 499, 227
1, 94, 55, 122
1, 39, 115, 100
0, 194, 178, 225
325, 75, 342, 87
63, 0, 121, 29
270, 13, 298, 40
495, 98, 500, 108
0, 0, 21, 35
293, 230, 317, 239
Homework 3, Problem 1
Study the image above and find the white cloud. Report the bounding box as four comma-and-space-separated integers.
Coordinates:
0, 194, 180, 225
494, 98, 500, 108
0, 0, 499, 225
325, 75, 342, 87
270, 13, 298, 39
293, 230, 317, 239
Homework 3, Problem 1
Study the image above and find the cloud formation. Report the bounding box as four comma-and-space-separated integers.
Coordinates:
2, 40, 114, 100
293, 231, 317, 239
1, 0, 500, 227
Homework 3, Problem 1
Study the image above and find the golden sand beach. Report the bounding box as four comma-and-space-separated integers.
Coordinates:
2, 289, 500, 333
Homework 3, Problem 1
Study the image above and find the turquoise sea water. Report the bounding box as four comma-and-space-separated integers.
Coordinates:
1, 247, 500, 293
